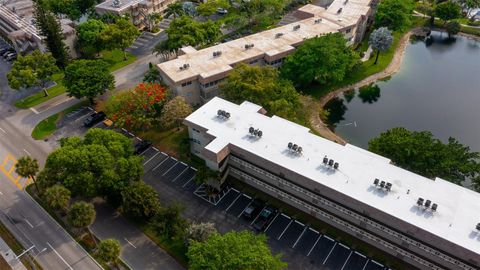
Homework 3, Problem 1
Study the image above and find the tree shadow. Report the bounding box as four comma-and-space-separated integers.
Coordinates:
358, 84, 381, 104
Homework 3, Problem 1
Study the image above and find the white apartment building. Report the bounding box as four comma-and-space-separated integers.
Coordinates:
158, 0, 375, 105
184, 97, 480, 270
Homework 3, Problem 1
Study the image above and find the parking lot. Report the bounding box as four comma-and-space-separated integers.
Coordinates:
52, 110, 393, 270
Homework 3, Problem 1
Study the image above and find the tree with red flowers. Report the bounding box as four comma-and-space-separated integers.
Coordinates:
106, 83, 167, 130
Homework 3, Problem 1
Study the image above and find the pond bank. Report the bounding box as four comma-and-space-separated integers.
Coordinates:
308, 29, 416, 144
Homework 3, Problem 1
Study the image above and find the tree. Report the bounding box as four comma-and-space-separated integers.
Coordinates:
76, 19, 107, 57
64, 59, 115, 104
185, 222, 217, 244
121, 181, 161, 220
154, 16, 221, 55
143, 63, 161, 83
105, 83, 167, 130
7, 50, 59, 97
102, 18, 140, 60
150, 204, 187, 239
368, 127, 480, 185
187, 231, 287, 270
280, 33, 359, 86
435, 1, 461, 25
369, 27, 394, 65
45, 0, 97, 20
34, 0, 70, 69
15, 156, 40, 193
44, 185, 71, 212
67, 201, 96, 243
197, 0, 230, 17
145, 13, 162, 32
445, 21, 461, 38
159, 96, 193, 129
164, 2, 185, 19
223, 63, 302, 122
97, 239, 121, 267
375, 0, 414, 30
42, 128, 142, 204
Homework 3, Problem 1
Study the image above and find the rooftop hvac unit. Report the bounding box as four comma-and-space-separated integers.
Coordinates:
431, 203, 438, 212
288, 142, 293, 149
314, 18, 322, 24
333, 162, 339, 170
417, 197, 424, 206
425, 200, 431, 208
373, 178, 379, 186
245, 43, 254, 50
293, 25, 300, 31
217, 109, 230, 118
337, 8, 343, 14
297, 146, 303, 154
323, 156, 328, 165
385, 182, 392, 191
379, 181, 385, 188
179, 63, 190, 70
476, 223, 480, 231
275, 33, 284, 38
213, 51, 222, 57
249, 127, 254, 134
292, 144, 298, 151
328, 159, 334, 166
257, 130, 263, 138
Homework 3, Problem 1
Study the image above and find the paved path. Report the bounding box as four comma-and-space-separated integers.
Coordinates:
308, 29, 415, 144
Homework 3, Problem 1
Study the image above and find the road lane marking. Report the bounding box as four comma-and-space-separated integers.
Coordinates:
0, 154, 30, 190
24, 218, 34, 228
0, 191, 3, 195
23, 149, 31, 156
124, 238, 137, 248
46, 242, 73, 270
30, 108, 39, 114
0, 127, 6, 134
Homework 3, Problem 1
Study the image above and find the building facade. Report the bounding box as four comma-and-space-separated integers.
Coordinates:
95, 0, 176, 29
184, 97, 480, 270
157, 0, 375, 105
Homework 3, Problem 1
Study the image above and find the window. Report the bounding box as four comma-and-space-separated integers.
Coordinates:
345, 28, 351, 33
249, 59, 259, 64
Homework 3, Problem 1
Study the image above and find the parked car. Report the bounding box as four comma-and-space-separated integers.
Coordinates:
134, 140, 152, 155
252, 206, 277, 231
217, 8, 228, 14
4, 52, 16, 59
1, 49, 14, 57
243, 199, 263, 220
5, 53, 17, 61
0, 48, 11, 55
83, 111, 106, 127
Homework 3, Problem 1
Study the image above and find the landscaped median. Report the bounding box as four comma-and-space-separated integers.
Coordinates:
15, 50, 136, 109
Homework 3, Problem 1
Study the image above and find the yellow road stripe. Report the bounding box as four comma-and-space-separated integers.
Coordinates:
0, 153, 28, 190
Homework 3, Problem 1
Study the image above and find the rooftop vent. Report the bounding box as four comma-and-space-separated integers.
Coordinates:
379, 181, 385, 188
337, 8, 343, 14
417, 197, 424, 207
293, 25, 301, 31
245, 43, 254, 50
323, 156, 328, 165
213, 51, 222, 57
334, 162, 339, 170
373, 178, 379, 186
431, 203, 438, 212
275, 32, 284, 38
179, 63, 190, 71
328, 159, 334, 167
385, 182, 392, 191
248, 127, 263, 138
314, 18, 323, 24
476, 223, 480, 231
424, 200, 431, 208
217, 109, 230, 119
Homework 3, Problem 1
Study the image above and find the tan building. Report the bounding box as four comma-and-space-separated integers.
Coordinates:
95, 0, 176, 29
158, 0, 375, 105
0, 0, 77, 57
184, 97, 480, 270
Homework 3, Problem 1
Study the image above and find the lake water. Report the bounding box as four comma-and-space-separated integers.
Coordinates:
325, 31, 480, 151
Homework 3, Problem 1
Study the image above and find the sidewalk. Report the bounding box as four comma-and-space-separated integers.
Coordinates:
91, 202, 185, 270
0, 236, 27, 270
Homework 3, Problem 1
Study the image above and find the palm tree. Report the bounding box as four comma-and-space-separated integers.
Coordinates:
15, 156, 40, 193
68, 201, 97, 246
164, 2, 185, 19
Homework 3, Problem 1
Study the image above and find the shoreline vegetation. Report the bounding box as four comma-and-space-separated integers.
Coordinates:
309, 20, 480, 144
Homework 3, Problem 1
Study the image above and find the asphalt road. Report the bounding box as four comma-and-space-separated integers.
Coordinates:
0, 119, 102, 270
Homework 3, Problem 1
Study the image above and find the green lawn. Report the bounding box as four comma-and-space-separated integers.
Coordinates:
15, 50, 136, 109
31, 102, 87, 140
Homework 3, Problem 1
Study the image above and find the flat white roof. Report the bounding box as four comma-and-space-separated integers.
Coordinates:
95, 0, 143, 12
158, 0, 372, 84
186, 97, 480, 257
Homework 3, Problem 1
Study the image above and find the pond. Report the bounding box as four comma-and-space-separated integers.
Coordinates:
325, 31, 480, 151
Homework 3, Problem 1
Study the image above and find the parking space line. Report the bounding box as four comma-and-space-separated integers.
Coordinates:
264, 212, 280, 232
309, 228, 319, 234
237, 198, 253, 218
250, 206, 267, 226
135, 137, 142, 141
323, 235, 334, 242
361, 259, 369, 270
294, 220, 304, 226
143, 152, 160, 165
340, 250, 353, 270
322, 242, 337, 265
191, 167, 197, 171
339, 243, 349, 249
152, 147, 159, 151
182, 175, 196, 188
225, 193, 242, 212
0, 127, 6, 134
280, 213, 290, 219
128, 132, 134, 137
152, 157, 169, 171
74, 113, 91, 122
307, 234, 322, 256
180, 162, 187, 166
162, 161, 179, 176
292, 226, 308, 248
172, 167, 189, 182
171, 157, 177, 161
46, 242, 73, 270
277, 219, 293, 240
